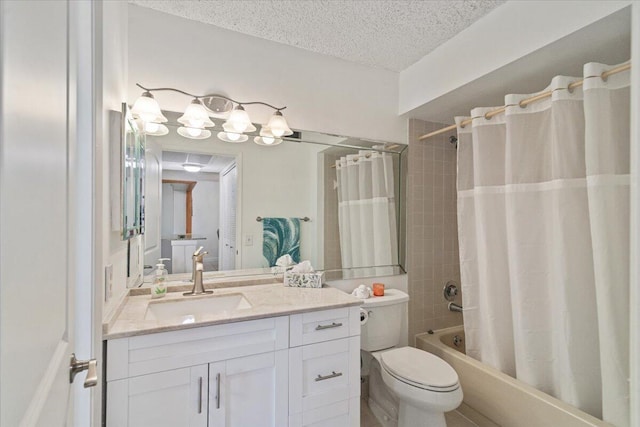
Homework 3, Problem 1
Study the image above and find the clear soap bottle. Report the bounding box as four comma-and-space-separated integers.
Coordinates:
151, 259, 169, 299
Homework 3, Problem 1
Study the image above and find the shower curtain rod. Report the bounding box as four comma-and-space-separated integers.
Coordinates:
417, 62, 631, 141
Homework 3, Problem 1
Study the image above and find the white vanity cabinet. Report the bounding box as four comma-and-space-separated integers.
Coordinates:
105, 305, 361, 427
106, 316, 289, 427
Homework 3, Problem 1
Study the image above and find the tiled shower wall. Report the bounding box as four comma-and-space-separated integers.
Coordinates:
407, 118, 463, 344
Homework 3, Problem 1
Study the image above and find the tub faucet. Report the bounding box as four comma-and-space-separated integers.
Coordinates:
448, 302, 463, 313
184, 248, 213, 296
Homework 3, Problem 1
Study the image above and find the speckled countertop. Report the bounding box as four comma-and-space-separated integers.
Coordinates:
103, 282, 361, 340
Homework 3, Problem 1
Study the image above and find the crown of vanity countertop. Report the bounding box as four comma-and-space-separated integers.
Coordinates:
103, 282, 362, 340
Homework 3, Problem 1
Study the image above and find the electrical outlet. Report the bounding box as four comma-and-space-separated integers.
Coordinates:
105, 264, 113, 301
244, 234, 254, 246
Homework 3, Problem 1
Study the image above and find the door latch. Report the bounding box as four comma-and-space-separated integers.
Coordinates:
69, 353, 98, 388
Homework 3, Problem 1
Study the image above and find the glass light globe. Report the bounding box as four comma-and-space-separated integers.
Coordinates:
267, 111, 293, 137
223, 105, 256, 134
131, 92, 167, 123
178, 99, 214, 128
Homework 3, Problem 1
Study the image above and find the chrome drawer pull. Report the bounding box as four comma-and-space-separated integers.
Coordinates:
315, 322, 343, 331
215, 373, 221, 409
315, 371, 343, 382
198, 377, 203, 414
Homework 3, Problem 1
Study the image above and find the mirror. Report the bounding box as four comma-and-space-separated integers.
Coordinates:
135, 110, 406, 285
115, 103, 145, 240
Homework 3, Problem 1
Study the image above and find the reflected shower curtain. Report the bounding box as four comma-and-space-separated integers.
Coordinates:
336, 151, 398, 270
456, 62, 630, 425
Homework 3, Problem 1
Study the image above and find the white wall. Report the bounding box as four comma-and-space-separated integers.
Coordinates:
128, 4, 405, 143
99, 2, 133, 317
399, 0, 632, 121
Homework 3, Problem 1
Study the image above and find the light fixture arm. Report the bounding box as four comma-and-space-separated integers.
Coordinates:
135, 83, 287, 111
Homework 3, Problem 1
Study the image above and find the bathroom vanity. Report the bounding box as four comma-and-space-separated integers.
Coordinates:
104, 283, 361, 427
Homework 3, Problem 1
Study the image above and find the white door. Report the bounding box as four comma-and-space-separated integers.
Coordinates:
0, 1, 94, 426
209, 351, 288, 427
219, 163, 238, 271
144, 140, 163, 270
108, 366, 209, 427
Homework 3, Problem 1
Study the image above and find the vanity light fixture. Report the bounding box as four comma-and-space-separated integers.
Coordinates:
254, 126, 282, 146
131, 83, 292, 145
182, 163, 202, 173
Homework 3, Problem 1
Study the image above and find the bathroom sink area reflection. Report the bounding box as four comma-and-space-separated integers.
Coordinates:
145, 293, 252, 323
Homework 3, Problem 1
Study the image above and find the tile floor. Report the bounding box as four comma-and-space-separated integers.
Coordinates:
360, 398, 478, 427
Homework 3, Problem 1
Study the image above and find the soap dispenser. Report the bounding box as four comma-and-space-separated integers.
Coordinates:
151, 258, 170, 299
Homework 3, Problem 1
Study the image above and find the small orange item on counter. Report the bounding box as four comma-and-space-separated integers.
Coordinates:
373, 283, 385, 296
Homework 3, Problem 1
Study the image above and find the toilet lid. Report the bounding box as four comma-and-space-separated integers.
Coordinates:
380, 347, 459, 392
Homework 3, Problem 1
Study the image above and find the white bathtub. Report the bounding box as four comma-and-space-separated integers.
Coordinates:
416, 326, 613, 427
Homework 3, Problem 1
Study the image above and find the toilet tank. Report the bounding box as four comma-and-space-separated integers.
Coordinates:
360, 289, 409, 351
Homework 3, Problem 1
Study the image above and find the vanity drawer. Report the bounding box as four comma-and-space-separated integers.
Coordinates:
289, 336, 360, 414
289, 307, 360, 347
288, 397, 359, 427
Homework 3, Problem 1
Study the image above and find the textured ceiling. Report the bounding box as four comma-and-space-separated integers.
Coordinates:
129, 0, 505, 71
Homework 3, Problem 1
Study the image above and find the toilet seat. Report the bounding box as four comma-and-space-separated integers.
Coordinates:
380, 347, 460, 393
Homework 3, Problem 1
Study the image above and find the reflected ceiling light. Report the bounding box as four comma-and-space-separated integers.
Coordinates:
217, 131, 249, 143
131, 91, 168, 123
223, 105, 257, 134
177, 126, 212, 140
144, 121, 169, 136
182, 163, 202, 173
178, 99, 215, 128
133, 83, 292, 141
266, 111, 293, 137
254, 126, 282, 146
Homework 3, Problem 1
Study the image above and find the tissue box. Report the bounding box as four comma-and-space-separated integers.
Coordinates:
284, 271, 323, 288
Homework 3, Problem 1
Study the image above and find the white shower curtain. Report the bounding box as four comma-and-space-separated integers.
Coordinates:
336, 150, 398, 270
457, 62, 630, 426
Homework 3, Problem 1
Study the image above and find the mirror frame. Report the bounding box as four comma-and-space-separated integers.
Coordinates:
120, 103, 145, 240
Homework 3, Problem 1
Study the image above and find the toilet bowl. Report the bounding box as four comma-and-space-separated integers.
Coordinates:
361, 289, 463, 427
379, 347, 462, 427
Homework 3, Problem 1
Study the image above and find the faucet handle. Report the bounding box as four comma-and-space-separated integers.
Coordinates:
193, 249, 208, 262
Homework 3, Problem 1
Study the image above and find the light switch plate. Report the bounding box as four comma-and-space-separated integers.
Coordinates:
244, 234, 254, 246
105, 264, 113, 301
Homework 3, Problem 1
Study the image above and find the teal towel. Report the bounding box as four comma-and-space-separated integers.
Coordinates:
262, 218, 300, 267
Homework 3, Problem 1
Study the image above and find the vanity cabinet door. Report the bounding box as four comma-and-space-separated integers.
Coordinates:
107, 365, 208, 427
209, 350, 288, 427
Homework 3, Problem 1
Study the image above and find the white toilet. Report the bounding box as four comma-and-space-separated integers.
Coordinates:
361, 289, 463, 427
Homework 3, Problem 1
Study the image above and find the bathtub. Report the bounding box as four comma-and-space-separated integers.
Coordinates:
416, 326, 613, 427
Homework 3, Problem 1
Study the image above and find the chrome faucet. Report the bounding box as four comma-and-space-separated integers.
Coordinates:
184, 247, 213, 296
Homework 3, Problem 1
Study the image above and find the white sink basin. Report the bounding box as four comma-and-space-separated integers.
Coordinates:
145, 293, 252, 323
